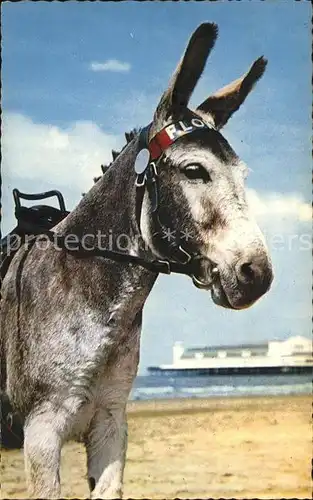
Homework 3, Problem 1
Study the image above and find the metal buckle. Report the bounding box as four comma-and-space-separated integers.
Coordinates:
153, 259, 171, 274
191, 273, 213, 288
135, 161, 157, 187
190, 255, 215, 288
135, 172, 147, 187
177, 245, 192, 264
150, 162, 158, 177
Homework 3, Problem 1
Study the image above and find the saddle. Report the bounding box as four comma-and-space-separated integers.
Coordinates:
1, 189, 69, 284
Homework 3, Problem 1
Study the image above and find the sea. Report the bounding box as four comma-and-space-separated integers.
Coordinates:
130, 373, 312, 401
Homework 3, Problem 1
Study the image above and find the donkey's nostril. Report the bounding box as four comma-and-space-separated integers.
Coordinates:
235, 254, 273, 296
237, 261, 255, 282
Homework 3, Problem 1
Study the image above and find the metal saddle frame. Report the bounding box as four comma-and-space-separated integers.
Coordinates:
0, 189, 69, 284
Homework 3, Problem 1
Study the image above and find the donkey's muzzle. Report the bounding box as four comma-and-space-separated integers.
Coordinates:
211, 250, 273, 310
226, 252, 273, 309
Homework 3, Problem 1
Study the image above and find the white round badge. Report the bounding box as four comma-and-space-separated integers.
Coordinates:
134, 149, 150, 174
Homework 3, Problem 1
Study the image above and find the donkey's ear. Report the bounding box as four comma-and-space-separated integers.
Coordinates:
153, 23, 218, 126
197, 57, 267, 130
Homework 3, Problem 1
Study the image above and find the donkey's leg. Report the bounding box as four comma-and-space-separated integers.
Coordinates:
24, 410, 64, 499
85, 407, 128, 499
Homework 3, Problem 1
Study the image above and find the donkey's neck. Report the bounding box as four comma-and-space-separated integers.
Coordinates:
56, 137, 157, 317
61, 139, 139, 242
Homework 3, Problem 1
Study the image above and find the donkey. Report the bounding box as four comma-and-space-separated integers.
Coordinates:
1, 23, 273, 499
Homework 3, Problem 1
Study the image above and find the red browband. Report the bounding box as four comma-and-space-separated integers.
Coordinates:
148, 117, 214, 161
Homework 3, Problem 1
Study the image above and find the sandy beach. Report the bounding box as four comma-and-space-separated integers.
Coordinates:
1, 395, 311, 499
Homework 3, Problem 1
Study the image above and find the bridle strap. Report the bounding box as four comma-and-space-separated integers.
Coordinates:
135, 159, 192, 267
148, 116, 214, 160
135, 121, 201, 268
18, 224, 194, 276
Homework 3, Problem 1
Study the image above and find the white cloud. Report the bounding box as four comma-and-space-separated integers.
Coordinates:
2, 112, 123, 191
247, 189, 311, 222
90, 59, 131, 73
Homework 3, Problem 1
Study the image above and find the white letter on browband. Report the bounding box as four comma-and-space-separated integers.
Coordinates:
166, 124, 178, 140
191, 118, 205, 128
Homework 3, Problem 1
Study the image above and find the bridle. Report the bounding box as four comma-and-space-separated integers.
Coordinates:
133, 115, 217, 286
20, 116, 217, 286
135, 124, 194, 267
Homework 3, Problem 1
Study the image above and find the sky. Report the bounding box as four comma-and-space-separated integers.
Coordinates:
1, 1, 312, 373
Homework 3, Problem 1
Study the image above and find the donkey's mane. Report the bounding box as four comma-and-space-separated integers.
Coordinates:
93, 128, 139, 184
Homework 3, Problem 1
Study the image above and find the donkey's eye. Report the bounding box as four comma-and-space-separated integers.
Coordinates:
183, 164, 211, 182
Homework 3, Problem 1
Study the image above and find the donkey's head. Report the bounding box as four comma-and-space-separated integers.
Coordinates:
140, 23, 273, 310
